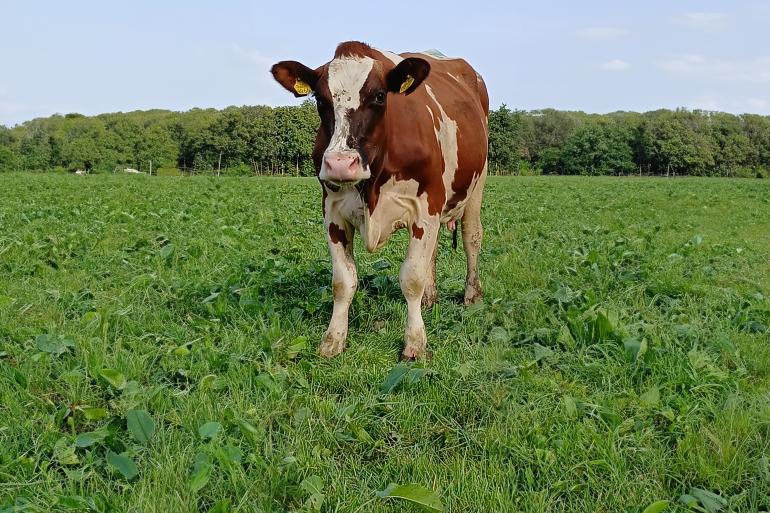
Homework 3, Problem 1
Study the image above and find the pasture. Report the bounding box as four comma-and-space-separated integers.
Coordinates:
1, 173, 769, 512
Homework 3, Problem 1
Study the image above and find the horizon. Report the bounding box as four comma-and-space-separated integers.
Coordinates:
11, 103, 770, 128
2, 1, 770, 126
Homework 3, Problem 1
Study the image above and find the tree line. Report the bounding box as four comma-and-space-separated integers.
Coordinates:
0, 103, 318, 176
489, 106, 770, 178
1, 101, 769, 177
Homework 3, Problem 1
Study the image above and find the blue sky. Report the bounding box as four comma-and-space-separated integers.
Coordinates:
1, 0, 769, 126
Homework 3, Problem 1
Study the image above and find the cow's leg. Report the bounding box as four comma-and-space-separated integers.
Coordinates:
421, 238, 439, 308
320, 218, 356, 357
401, 218, 440, 359
461, 165, 487, 305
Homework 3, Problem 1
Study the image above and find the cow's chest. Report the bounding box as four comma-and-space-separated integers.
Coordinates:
326, 177, 436, 253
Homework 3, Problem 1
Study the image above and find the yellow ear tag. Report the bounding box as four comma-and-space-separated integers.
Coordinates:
294, 79, 311, 95
399, 75, 415, 94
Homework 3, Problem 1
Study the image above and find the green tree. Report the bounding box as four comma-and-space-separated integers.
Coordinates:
0, 125, 13, 146
102, 115, 142, 166
488, 104, 519, 174
173, 108, 219, 172
560, 121, 635, 175
192, 152, 212, 174
537, 147, 562, 175
488, 105, 535, 174
741, 114, 770, 175
638, 111, 715, 176
709, 113, 753, 176
54, 115, 109, 171
0, 126, 18, 171
531, 109, 579, 157
0, 147, 18, 171
136, 124, 177, 172
273, 102, 318, 175
19, 126, 53, 171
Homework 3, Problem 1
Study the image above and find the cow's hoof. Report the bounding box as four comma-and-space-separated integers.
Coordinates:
463, 293, 482, 306
319, 332, 346, 357
400, 348, 433, 361
403, 325, 427, 360
463, 282, 482, 306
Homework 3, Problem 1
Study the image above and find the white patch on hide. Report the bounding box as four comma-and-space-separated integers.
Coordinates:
423, 84, 459, 217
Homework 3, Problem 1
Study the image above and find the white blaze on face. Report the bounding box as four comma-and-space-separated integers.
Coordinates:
325, 56, 375, 155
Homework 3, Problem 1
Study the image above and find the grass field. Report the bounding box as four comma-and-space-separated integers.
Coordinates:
1, 173, 769, 513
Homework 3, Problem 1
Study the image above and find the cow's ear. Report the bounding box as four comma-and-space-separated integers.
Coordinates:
271, 60, 318, 97
386, 57, 430, 95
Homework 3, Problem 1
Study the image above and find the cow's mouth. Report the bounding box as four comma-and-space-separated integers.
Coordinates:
319, 151, 371, 185
320, 176, 370, 187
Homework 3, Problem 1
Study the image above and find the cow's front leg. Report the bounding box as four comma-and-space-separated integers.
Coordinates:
401, 217, 440, 359
320, 218, 356, 357
421, 238, 439, 308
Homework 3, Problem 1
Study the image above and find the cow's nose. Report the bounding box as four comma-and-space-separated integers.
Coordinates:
323, 153, 361, 182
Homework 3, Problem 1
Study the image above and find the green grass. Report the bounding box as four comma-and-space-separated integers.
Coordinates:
1, 173, 769, 513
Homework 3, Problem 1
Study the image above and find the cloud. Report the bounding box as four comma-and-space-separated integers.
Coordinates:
659, 54, 723, 74
677, 12, 728, 31
658, 54, 770, 83
599, 59, 631, 72
576, 27, 629, 40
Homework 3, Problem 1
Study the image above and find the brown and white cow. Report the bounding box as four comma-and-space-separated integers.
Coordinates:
271, 41, 489, 359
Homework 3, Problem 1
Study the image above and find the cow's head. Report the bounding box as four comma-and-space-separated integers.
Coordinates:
271, 42, 430, 186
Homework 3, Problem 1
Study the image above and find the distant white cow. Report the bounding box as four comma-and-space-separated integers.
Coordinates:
74, 169, 86, 176
124, 168, 144, 174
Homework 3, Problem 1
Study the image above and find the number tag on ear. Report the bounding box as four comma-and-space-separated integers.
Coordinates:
294, 79, 311, 95
399, 75, 415, 94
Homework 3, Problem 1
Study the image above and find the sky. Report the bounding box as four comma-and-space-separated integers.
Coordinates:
1, 0, 769, 126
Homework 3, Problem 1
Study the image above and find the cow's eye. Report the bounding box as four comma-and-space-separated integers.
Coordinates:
374, 91, 386, 105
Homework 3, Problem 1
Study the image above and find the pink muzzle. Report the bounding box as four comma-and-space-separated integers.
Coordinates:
323, 152, 363, 183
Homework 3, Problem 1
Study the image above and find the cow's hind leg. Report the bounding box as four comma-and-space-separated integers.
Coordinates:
461, 165, 487, 305
320, 217, 356, 357
421, 238, 439, 308
401, 218, 440, 359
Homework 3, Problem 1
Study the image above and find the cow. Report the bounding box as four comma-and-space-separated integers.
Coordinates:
271, 41, 489, 360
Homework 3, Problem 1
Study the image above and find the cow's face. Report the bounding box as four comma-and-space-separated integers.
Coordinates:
271, 51, 429, 186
